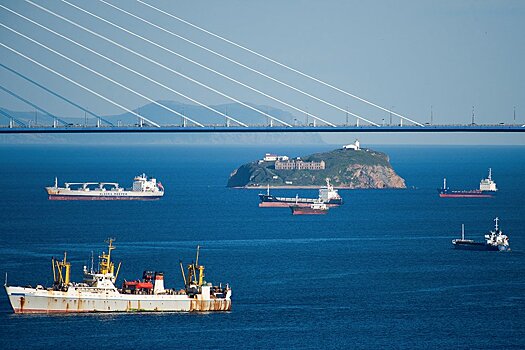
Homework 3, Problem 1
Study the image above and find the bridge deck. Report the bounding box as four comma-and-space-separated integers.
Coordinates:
0, 125, 523, 133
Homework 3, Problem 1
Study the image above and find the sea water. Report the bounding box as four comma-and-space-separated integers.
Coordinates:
0, 145, 523, 349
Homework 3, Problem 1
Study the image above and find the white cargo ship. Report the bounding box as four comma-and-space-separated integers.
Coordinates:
46, 173, 164, 200
4, 239, 231, 313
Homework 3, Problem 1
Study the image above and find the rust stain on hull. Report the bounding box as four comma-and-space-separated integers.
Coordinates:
189, 299, 231, 312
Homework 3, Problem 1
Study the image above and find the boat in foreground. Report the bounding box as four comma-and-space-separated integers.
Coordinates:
452, 217, 510, 251
290, 201, 329, 215
4, 239, 231, 313
259, 178, 343, 207
46, 173, 164, 200
439, 168, 497, 198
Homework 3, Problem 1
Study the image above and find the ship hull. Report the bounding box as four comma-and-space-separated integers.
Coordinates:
48, 195, 163, 201
438, 190, 493, 198
5, 286, 230, 314
259, 194, 342, 207
452, 242, 499, 251
439, 193, 493, 198
46, 187, 163, 200
290, 207, 328, 215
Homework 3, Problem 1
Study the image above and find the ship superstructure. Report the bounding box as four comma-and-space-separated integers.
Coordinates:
452, 217, 510, 251
259, 178, 343, 207
46, 173, 164, 200
4, 239, 231, 313
479, 168, 497, 192
438, 168, 497, 198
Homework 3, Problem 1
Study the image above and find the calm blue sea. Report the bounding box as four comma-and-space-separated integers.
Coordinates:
0, 144, 524, 349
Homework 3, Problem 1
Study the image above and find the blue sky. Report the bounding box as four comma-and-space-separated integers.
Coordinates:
0, 0, 524, 143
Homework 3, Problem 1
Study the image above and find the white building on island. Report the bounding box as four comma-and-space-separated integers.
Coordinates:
262, 153, 290, 162
343, 139, 361, 150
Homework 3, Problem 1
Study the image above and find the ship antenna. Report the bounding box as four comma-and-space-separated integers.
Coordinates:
54, 177, 58, 188
195, 245, 200, 270
4, 272, 7, 287
461, 224, 465, 240
90, 250, 94, 273
179, 260, 188, 289
494, 217, 499, 231
267, 184, 270, 196
488, 168, 492, 180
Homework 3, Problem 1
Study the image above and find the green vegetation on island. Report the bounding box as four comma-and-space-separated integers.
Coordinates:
227, 145, 406, 189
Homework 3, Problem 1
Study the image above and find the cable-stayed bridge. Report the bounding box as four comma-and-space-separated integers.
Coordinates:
0, 1, 523, 134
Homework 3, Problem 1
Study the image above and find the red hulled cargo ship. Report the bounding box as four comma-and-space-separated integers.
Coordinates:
438, 168, 497, 198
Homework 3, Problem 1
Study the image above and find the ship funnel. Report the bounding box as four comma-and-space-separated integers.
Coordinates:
153, 272, 165, 294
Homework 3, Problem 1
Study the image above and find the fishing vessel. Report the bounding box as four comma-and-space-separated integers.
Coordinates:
290, 201, 329, 215
46, 173, 164, 200
438, 168, 497, 198
259, 178, 342, 207
452, 217, 510, 251
4, 239, 231, 313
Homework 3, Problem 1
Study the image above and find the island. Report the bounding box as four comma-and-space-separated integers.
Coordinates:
227, 142, 406, 189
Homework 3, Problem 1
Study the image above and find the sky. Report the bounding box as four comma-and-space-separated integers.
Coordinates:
0, 0, 524, 144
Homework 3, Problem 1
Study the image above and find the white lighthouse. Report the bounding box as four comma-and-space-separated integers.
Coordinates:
343, 139, 360, 150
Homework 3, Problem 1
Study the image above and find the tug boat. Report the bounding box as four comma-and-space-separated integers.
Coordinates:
290, 201, 329, 215
4, 239, 231, 313
438, 168, 497, 198
452, 217, 510, 251
259, 178, 343, 207
46, 174, 164, 200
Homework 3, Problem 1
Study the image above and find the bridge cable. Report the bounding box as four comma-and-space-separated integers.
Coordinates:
18, 3, 237, 128
23, 2, 259, 128
44, 0, 290, 127
2, 8, 204, 128
102, 0, 373, 126
97, 0, 335, 127
0, 23, 208, 129
0, 85, 69, 126
137, 0, 422, 126
0, 43, 161, 127
0, 63, 114, 126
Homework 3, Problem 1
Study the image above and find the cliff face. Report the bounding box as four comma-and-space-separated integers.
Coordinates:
227, 148, 406, 188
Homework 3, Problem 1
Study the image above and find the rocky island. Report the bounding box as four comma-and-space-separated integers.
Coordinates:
227, 142, 406, 189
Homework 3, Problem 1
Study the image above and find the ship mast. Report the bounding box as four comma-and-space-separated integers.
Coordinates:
494, 217, 499, 231
99, 238, 116, 275
461, 224, 465, 240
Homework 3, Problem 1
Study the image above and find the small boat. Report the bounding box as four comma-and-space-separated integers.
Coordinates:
438, 168, 497, 198
290, 201, 329, 215
452, 218, 510, 251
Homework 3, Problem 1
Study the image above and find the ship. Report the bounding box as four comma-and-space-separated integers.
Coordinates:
290, 201, 329, 215
4, 239, 232, 313
452, 217, 510, 251
46, 173, 164, 200
259, 178, 343, 207
438, 168, 497, 198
